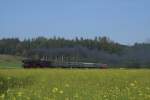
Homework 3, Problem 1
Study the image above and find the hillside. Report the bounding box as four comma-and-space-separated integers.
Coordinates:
0, 37, 150, 68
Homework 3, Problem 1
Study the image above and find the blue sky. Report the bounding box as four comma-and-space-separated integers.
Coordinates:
0, 0, 150, 45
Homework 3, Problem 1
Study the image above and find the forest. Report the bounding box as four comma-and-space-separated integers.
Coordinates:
0, 36, 150, 68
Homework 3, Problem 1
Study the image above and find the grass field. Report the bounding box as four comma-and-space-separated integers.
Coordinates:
0, 69, 150, 100
0, 55, 22, 68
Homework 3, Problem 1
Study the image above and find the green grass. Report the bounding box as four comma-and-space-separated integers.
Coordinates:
0, 55, 22, 68
0, 69, 150, 100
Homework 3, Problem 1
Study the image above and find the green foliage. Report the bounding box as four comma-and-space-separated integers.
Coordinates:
0, 36, 123, 56
0, 37, 150, 68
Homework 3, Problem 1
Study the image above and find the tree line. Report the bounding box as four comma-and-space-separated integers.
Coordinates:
0, 36, 150, 68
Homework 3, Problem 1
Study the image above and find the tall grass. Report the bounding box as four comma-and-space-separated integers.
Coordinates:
0, 69, 150, 100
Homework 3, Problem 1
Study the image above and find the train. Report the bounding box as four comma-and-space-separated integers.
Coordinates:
22, 59, 108, 69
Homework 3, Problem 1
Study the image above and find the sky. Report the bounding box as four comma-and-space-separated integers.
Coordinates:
0, 0, 150, 45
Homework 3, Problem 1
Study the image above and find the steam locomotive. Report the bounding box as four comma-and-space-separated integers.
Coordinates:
22, 59, 108, 69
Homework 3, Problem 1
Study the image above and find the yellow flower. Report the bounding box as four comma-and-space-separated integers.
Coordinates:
74, 94, 79, 98
103, 95, 107, 98
59, 90, 64, 94
52, 87, 58, 93
130, 83, 135, 87
13, 97, 16, 100
17, 92, 23, 97
26, 97, 30, 100
0, 94, 5, 98
134, 80, 137, 83
115, 87, 119, 90
139, 93, 143, 96
7, 89, 11, 93
65, 84, 70, 87
65, 97, 69, 100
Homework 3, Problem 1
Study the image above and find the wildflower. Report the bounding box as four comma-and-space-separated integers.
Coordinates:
130, 83, 135, 87
0, 94, 5, 99
13, 97, 16, 100
26, 97, 30, 100
17, 92, 23, 97
134, 80, 137, 84
52, 87, 58, 93
65, 97, 69, 100
59, 90, 64, 94
65, 84, 70, 87
7, 89, 11, 93
139, 93, 143, 96
115, 87, 119, 90
103, 95, 107, 98
74, 94, 79, 98
33, 92, 37, 96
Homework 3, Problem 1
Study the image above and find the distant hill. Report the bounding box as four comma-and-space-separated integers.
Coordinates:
0, 55, 22, 68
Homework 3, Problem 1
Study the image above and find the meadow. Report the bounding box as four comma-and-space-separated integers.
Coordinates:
0, 69, 150, 100
0, 55, 22, 68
